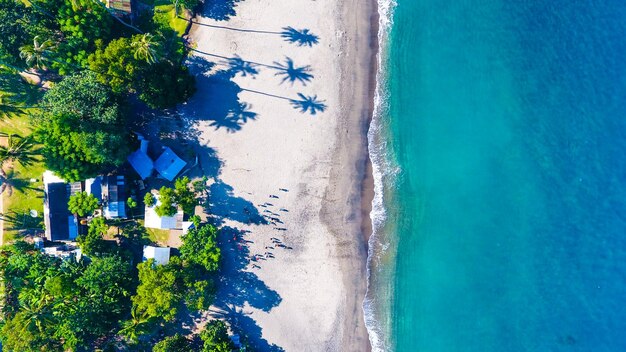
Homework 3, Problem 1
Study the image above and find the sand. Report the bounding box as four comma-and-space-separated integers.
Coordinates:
182, 0, 376, 349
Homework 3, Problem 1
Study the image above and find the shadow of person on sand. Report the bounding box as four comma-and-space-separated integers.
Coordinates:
206, 180, 267, 226
213, 226, 284, 351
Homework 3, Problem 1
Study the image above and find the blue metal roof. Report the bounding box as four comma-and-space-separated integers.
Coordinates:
127, 149, 154, 180
154, 148, 186, 181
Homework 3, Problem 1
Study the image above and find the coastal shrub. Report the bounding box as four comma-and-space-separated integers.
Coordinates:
180, 222, 220, 272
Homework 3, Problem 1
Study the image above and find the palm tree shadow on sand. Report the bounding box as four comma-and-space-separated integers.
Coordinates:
183, 56, 258, 133
273, 57, 313, 86
289, 93, 327, 115
280, 27, 319, 47
203, 0, 244, 21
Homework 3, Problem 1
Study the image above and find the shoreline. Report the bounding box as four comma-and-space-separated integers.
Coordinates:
361, 0, 380, 350
361, 0, 381, 247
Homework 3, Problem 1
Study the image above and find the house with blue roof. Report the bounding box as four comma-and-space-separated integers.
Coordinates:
127, 138, 187, 182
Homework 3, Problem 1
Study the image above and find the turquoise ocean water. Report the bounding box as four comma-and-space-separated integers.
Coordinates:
365, 1, 626, 351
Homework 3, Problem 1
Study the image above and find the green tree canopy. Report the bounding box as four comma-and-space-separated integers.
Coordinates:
200, 320, 235, 352
68, 191, 99, 217
54, 0, 113, 72
155, 186, 177, 217
36, 72, 132, 181
0, 241, 135, 350
88, 37, 141, 94
153, 333, 192, 352
137, 61, 195, 109
132, 259, 181, 321
174, 176, 197, 215
77, 217, 108, 256
0, 0, 53, 68
88, 34, 195, 108
42, 71, 126, 124
144, 192, 156, 207
180, 222, 221, 272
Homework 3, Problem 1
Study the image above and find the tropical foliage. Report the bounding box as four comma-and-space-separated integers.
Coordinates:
35, 72, 132, 182
0, 242, 134, 350
155, 186, 177, 217
180, 220, 221, 272
67, 191, 99, 217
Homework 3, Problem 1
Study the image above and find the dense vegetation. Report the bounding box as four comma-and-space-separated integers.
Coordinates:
0, 217, 224, 350
0, 0, 197, 180
0, 0, 247, 349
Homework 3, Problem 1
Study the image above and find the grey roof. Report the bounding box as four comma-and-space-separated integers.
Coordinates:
103, 175, 126, 218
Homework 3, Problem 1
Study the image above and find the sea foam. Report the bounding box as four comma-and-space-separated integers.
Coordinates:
363, 0, 399, 350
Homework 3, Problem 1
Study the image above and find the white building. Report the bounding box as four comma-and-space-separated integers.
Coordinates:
144, 192, 183, 230
142, 245, 171, 265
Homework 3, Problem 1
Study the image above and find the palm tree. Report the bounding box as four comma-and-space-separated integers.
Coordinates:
119, 306, 151, 342
19, 36, 56, 70
0, 134, 39, 167
132, 33, 162, 64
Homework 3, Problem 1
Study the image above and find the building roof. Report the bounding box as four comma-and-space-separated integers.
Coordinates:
43, 178, 78, 242
144, 193, 183, 229
182, 221, 195, 235
106, 0, 131, 14
143, 246, 170, 265
103, 175, 126, 219
128, 149, 154, 180
154, 147, 186, 181
85, 177, 102, 201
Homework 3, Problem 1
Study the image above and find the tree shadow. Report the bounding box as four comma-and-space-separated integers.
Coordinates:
1, 210, 44, 234
206, 180, 267, 226
0, 71, 43, 106
273, 57, 313, 86
195, 145, 223, 180
1, 168, 37, 195
290, 93, 327, 115
280, 27, 319, 47
226, 55, 260, 78
213, 226, 283, 351
183, 61, 258, 133
203, 0, 244, 21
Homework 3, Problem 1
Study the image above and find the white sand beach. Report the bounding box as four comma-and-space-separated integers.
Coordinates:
182, 0, 376, 350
